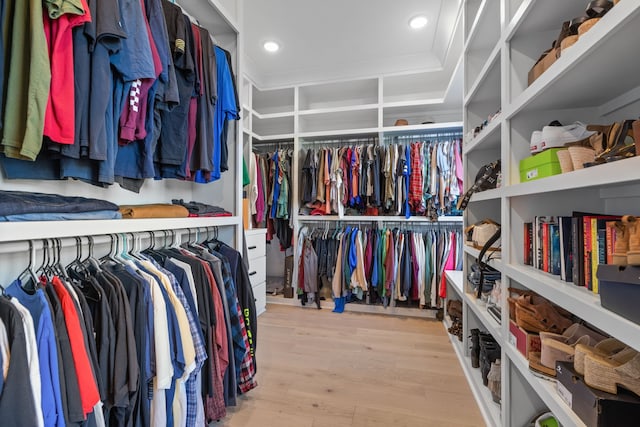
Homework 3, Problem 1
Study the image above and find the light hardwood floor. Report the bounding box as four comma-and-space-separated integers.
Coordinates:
214, 304, 484, 427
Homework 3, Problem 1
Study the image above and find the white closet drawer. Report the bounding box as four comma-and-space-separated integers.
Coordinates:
245, 230, 266, 260
248, 255, 266, 288
253, 282, 266, 316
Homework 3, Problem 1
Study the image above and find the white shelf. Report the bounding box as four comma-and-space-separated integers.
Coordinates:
297, 215, 463, 223
503, 263, 640, 352
505, 344, 586, 427
446, 270, 464, 296
253, 133, 295, 142
381, 121, 463, 135
464, 43, 501, 106
463, 245, 503, 271
297, 127, 381, 139
463, 118, 502, 154
504, 0, 582, 42
470, 187, 503, 203
252, 111, 295, 119
298, 104, 379, 116
445, 321, 502, 427
505, 1, 640, 118
464, 0, 499, 53
0, 216, 241, 243
503, 156, 640, 198
465, 291, 503, 344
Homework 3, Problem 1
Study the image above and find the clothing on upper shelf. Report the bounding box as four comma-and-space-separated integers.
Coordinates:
118, 204, 190, 219
0, 0, 239, 192
299, 136, 463, 219
0, 234, 257, 426
249, 148, 294, 250
171, 199, 232, 217
296, 224, 463, 310
0, 190, 119, 216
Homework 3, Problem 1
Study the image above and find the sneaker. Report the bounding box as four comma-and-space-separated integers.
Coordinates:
530, 130, 543, 153
541, 121, 595, 150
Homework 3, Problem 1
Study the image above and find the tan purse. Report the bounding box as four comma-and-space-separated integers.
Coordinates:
466, 219, 501, 251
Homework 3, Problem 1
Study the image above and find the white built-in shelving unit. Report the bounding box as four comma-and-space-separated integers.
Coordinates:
460, 0, 640, 425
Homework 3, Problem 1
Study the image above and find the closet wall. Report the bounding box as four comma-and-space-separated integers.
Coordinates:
242, 37, 467, 313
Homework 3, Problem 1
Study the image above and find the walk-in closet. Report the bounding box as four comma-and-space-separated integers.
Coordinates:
3, 0, 640, 426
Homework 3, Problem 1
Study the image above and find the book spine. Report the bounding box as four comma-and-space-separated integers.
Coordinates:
524, 222, 533, 266
606, 221, 615, 265
595, 228, 606, 294
590, 217, 598, 293
572, 217, 582, 286
542, 222, 549, 273
559, 218, 566, 281
551, 224, 561, 275
583, 217, 592, 290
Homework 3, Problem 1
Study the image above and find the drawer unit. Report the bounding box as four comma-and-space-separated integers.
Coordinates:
248, 255, 266, 288
245, 228, 267, 260
253, 282, 266, 316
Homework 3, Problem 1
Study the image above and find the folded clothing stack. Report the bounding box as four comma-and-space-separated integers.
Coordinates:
118, 204, 189, 219
171, 199, 232, 217
0, 190, 121, 221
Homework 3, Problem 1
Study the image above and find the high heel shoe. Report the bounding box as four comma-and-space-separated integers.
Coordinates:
574, 337, 627, 375
584, 348, 640, 396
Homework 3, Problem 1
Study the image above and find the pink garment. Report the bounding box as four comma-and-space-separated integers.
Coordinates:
439, 232, 457, 299
255, 154, 265, 224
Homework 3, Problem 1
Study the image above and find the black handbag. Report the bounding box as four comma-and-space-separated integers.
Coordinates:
467, 225, 501, 300
457, 159, 501, 210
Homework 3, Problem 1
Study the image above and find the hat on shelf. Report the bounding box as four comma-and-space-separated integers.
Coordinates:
394, 119, 409, 126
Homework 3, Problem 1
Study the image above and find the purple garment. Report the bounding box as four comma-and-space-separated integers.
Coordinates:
255, 154, 265, 224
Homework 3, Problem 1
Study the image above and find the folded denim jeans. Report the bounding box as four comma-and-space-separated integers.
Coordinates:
0, 210, 122, 222
0, 190, 119, 216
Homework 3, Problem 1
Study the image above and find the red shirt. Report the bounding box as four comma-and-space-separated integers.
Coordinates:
51, 276, 100, 416
43, 0, 92, 144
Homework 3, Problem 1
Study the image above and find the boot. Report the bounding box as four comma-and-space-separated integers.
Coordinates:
487, 359, 501, 404
470, 329, 480, 368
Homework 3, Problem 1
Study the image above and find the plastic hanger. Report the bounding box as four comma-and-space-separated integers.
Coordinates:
18, 240, 40, 293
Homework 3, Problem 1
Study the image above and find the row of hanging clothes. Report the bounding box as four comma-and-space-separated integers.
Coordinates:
295, 221, 463, 312
248, 143, 294, 250
0, 228, 257, 427
299, 131, 464, 220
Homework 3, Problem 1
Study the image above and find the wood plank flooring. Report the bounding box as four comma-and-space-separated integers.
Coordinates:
213, 304, 483, 427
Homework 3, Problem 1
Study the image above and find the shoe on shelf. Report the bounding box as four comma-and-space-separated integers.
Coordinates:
623, 215, 640, 266
612, 220, 630, 266
540, 121, 596, 150
513, 294, 573, 334
574, 337, 627, 375
584, 348, 640, 396
539, 322, 607, 345
530, 131, 543, 154
528, 412, 560, 427
487, 359, 501, 403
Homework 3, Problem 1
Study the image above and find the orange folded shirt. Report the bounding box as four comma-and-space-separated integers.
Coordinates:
118, 204, 190, 219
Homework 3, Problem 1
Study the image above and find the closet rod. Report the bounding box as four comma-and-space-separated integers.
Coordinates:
301, 137, 379, 146
0, 225, 227, 255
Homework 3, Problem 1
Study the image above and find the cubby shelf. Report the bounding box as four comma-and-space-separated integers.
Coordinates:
461, 2, 640, 425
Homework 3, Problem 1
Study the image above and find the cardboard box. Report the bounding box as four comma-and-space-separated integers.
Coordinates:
509, 320, 541, 358
528, 47, 559, 86
556, 361, 640, 426
519, 148, 563, 183
597, 265, 640, 325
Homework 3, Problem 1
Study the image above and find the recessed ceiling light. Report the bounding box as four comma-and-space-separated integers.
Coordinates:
263, 41, 280, 53
409, 15, 428, 29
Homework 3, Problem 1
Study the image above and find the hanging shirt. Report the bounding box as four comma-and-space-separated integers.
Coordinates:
0, 298, 39, 426
6, 281, 66, 427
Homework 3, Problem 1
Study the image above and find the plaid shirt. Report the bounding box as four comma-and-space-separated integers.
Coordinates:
410, 142, 424, 213
152, 260, 208, 427
211, 251, 256, 393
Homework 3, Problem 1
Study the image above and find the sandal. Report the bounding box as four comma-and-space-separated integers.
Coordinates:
573, 337, 627, 375
513, 294, 573, 334
584, 347, 640, 396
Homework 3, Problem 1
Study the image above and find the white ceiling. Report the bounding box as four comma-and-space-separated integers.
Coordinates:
243, 0, 463, 90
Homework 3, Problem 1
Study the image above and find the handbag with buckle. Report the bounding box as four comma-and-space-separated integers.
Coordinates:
457, 159, 501, 210
467, 224, 501, 300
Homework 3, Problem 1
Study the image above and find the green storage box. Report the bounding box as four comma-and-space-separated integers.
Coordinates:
519, 148, 563, 183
